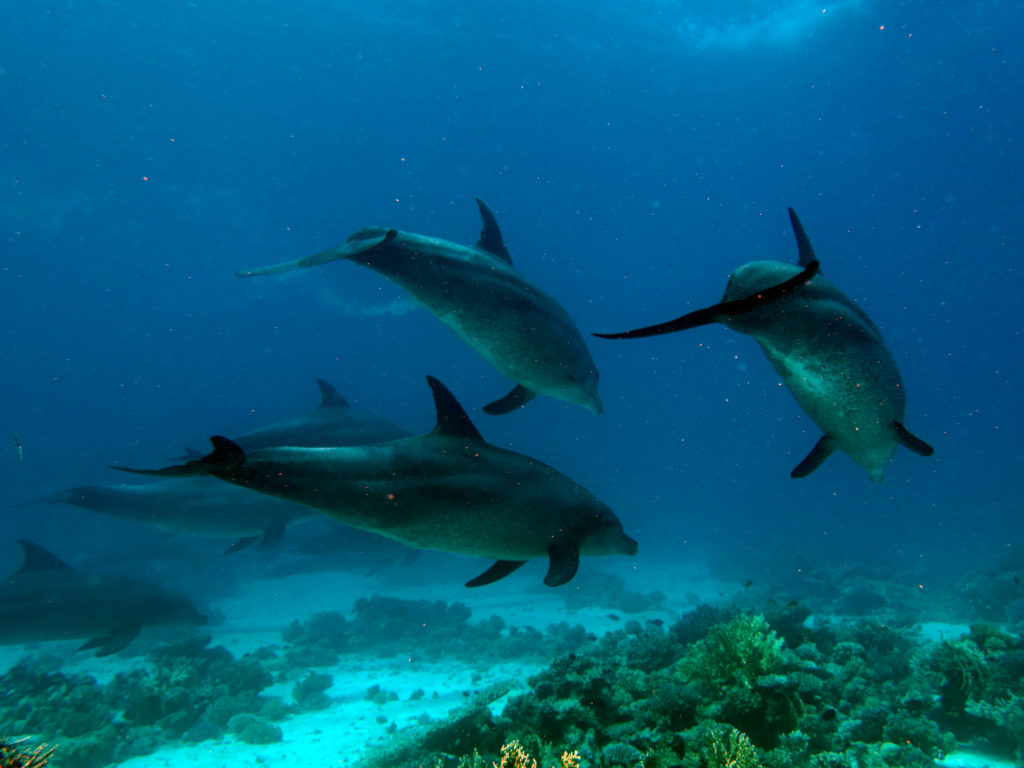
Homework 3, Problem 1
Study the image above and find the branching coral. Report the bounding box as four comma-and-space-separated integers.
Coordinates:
0, 739, 56, 768
491, 741, 579, 768
703, 726, 761, 768
678, 614, 784, 689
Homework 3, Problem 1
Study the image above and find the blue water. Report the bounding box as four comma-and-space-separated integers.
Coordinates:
1, 0, 1021, 592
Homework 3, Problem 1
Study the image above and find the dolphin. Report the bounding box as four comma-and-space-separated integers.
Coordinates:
0, 539, 207, 656
39, 478, 320, 553
595, 208, 934, 482
111, 377, 637, 587
236, 199, 602, 415
37, 380, 411, 554
231, 378, 412, 451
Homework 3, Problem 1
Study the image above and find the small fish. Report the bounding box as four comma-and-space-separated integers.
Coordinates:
821, 708, 838, 722
744, 579, 754, 588
12, 434, 23, 461
607, 613, 621, 622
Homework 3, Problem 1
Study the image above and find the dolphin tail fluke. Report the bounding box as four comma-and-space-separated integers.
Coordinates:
791, 436, 836, 479
483, 385, 537, 415
235, 230, 397, 278
544, 543, 580, 586
892, 421, 935, 456
79, 624, 141, 657
594, 260, 820, 340
110, 436, 246, 479
465, 559, 527, 587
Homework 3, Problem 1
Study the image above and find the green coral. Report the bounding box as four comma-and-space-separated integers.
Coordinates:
678, 614, 784, 689
702, 725, 761, 768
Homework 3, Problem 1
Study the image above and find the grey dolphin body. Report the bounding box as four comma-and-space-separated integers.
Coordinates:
596, 209, 933, 482
43, 380, 411, 553
113, 378, 636, 587
236, 200, 602, 415
0, 539, 206, 656
41, 479, 319, 553
232, 378, 412, 451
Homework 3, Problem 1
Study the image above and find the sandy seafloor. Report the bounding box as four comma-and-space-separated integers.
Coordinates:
0, 552, 1017, 768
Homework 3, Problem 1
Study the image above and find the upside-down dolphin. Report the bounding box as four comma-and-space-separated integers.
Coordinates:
0, 539, 206, 656
236, 199, 602, 415
596, 208, 933, 482
40, 478, 320, 553
112, 377, 636, 586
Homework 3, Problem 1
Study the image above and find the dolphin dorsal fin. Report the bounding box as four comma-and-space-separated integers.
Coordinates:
787, 208, 818, 268
426, 376, 483, 441
316, 378, 349, 408
474, 198, 513, 265
16, 539, 73, 573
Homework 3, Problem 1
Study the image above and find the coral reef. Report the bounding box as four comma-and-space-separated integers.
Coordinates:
6, 591, 1024, 768
0, 638, 290, 768
280, 596, 595, 667
369, 604, 1024, 768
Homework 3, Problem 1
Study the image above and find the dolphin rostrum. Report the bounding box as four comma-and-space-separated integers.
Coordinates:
596, 208, 933, 482
236, 200, 602, 416
0, 539, 206, 656
112, 377, 637, 586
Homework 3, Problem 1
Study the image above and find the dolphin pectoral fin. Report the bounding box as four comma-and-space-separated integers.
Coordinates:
426, 376, 484, 441
483, 385, 537, 415
110, 436, 246, 479
892, 421, 935, 456
474, 197, 513, 265
79, 624, 141, 657
225, 536, 259, 554
465, 559, 527, 587
544, 543, 580, 586
258, 522, 287, 549
791, 436, 836, 478
788, 208, 818, 268
235, 231, 397, 278
594, 260, 820, 340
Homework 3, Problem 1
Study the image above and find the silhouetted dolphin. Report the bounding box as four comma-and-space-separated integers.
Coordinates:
112, 377, 637, 586
236, 200, 602, 415
40, 479, 320, 553
232, 378, 412, 451
0, 539, 206, 656
596, 209, 933, 482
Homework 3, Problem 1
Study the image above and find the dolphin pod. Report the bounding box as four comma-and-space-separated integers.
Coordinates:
112, 377, 637, 587
39, 379, 414, 554
596, 208, 934, 482
236, 199, 602, 416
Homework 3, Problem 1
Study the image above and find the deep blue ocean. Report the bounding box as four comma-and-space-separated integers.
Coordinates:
2, 0, 1022, 604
